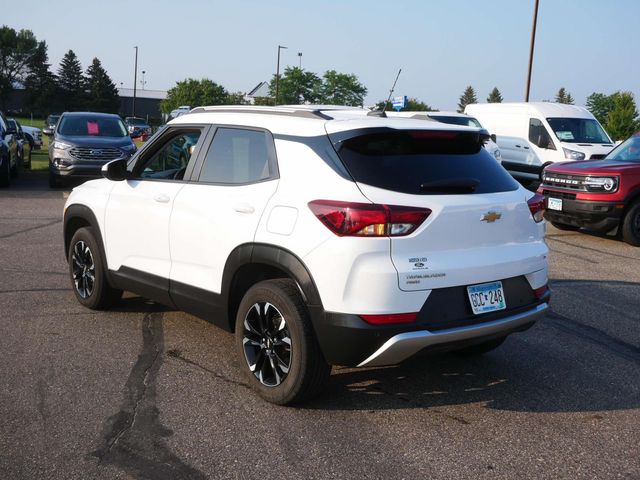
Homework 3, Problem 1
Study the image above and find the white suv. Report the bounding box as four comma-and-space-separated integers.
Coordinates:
63, 106, 550, 404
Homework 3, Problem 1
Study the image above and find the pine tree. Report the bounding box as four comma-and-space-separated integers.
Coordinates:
555, 87, 575, 105
84, 58, 120, 113
57, 50, 84, 111
486, 87, 503, 103
23, 41, 58, 115
457, 86, 477, 113
606, 92, 640, 141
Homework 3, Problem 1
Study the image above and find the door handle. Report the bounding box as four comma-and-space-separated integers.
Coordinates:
233, 203, 255, 214
515, 144, 522, 148
153, 193, 170, 203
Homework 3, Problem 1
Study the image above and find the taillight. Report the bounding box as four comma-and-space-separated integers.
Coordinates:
360, 312, 418, 325
308, 200, 431, 237
527, 193, 545, 223
533, 284, 549, 299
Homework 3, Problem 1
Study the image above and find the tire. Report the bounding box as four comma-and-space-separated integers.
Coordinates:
621, 201, 640, 247
235, 279, 330, 405
68, 227, 122, 310
550, 221, 580, 231
10, 157, 17, 177
454, 336, 506, 356
0, 156, 9, 188
25, 148, 32, 170
49, 171, 63, 188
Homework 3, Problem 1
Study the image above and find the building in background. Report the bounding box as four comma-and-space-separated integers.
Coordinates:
117, 88, 167, 123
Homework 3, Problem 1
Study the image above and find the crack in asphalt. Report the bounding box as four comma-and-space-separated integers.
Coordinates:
0, 219, 61, 239
166, 348, 250, 390
91, 312, 207, 480
0, 287, 70, 294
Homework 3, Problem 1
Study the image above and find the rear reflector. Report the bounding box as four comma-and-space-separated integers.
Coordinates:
360, 312, 418, 325
533, 284, 549, 299
308, 200, 431, 237
528, 193, 545, 223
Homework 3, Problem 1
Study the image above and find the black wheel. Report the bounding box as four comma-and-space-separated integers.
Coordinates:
550, 221, 580, 231
25, 148, 32, 169
0, 156, 9, 188
49, 171, 63, 188
68, 227, 122, 309
454, 336, 506, 356
10, 157, 17, 177
621, 201, 640, 247
235, 279, 330, 405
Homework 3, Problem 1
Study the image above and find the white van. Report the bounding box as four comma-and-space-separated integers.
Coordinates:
465, 102, 614, 181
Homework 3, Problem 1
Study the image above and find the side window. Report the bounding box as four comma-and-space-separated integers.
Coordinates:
135, 129, 202, 180
199, 128, 273, 184
528, 118, 555, 150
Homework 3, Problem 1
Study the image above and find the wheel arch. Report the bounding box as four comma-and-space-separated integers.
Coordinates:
63, 204, 106, 262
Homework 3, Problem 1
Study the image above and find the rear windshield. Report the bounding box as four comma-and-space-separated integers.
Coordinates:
58, 115, 128, 137
331, 129, 519, 195
429, 115, 482, 128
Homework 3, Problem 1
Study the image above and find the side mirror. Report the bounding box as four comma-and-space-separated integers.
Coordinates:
490, 134, 497, 143
537, 134, 549, 149
102, 159, 129, 181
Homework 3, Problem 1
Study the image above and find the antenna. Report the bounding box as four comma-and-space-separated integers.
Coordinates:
382, 68, 402, 114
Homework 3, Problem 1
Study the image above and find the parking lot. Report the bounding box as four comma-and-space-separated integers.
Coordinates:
0, 170, 638, 480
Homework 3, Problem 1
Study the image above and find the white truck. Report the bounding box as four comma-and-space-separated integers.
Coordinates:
465, 102, 614, 182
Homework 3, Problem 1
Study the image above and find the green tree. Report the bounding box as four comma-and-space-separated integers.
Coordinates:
586, 92, 615, 125
486, 87, 503, 103
57, 50, 85, 111
317, 70, 367, 106
23, 40, 58, 115
83, 57, 119, 113
555, 87, 574, 104
160, 78, 228, 113
0, 26, 39, 109
375, 97, 436, 112
606, 92, 640, 141
268, 66, 321, 105
457, 85, 477, 113
253, 96, 274, 106
226, 91, 249, 105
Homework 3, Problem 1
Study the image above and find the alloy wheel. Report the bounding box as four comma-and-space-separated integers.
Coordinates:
242, 302, 292, 387
71, 240, 95, 299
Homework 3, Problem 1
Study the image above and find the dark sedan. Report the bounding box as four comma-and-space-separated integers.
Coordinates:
49, 112, 137, 188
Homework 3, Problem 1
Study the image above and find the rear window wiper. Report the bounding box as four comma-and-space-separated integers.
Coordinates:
419, 178, 480, 194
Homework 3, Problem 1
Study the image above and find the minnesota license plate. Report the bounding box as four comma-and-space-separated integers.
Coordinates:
467, 281, 506, 315
547, 197, 563, 211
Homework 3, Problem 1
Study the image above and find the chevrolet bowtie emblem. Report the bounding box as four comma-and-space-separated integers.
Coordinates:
481, 211, 502, 223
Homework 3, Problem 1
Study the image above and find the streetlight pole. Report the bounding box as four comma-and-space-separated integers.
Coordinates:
133, 46, 138, 116
275, 45, 287, 106
525, 0, 540, 102
298, 52, 302, 69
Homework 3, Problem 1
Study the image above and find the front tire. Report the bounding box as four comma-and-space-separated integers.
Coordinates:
235, 279, 330, 405
68, 227, 122, 309
49, 171, 63, 188
621, 201, 640, 246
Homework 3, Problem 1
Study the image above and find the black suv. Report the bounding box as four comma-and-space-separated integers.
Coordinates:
49, 112, 137, 188
0, 111, 19, 187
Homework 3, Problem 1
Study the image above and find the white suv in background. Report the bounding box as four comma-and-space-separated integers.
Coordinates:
63, 105, 550, 404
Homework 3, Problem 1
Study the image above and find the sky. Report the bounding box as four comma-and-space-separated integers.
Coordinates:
4, 0, 640, 111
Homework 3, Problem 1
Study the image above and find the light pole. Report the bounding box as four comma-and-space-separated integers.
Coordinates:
275, 45, 287, 106
133, 46, 138, 116
141, 70, 147, 90
298, 52, 302, 68
525, 0, 540, 102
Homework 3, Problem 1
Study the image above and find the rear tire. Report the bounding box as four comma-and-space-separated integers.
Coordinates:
621, 201, 640, 247
68, 227, 122, 310
454, 336, 506, 356
235, 279, 330, 405
550, 221, 580, 231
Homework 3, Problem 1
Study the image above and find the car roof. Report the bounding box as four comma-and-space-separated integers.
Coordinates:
170, 105, 485, 136
61, 111, 121, 119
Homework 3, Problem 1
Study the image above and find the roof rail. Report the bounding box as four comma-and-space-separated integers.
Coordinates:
188, 105, 334, 120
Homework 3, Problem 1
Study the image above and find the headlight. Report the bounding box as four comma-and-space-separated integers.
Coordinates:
493, 148, 501, 160
122, 144, 137, 154
563, 148, 586, 160
52, 141, 72, 150
584, 176, 618, 192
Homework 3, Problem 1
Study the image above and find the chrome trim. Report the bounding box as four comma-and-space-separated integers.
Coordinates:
357, 303, 548, 367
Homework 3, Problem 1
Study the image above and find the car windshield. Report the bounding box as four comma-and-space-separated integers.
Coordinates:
330, 129, 518, 195
127, 117, 147, 126
429, 115, 482, 128
58, 116, 128, 137
546, 117, 611, 144
606, 135, 640, 163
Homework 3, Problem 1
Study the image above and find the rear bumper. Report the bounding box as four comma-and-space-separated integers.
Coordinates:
541, 192, 624, 230
358, 303, 547, 366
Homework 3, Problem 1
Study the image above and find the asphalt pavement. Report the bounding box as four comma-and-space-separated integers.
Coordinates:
0, 171, 638, 479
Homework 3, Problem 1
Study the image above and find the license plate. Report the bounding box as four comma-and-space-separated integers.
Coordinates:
467, 281, 506, 315
548, 197, 563, 211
